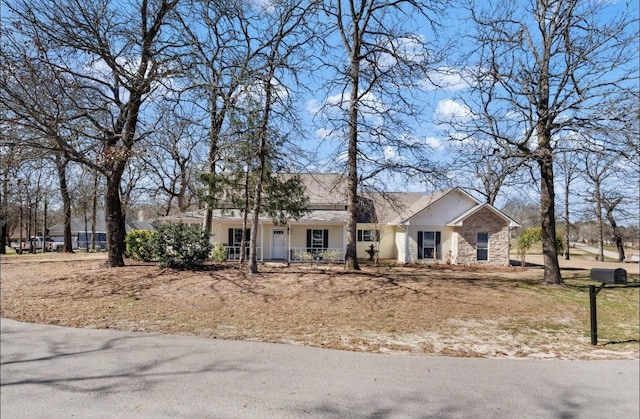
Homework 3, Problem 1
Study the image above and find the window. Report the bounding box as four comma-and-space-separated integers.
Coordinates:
357, 229, 380, 242
229, 228, 250, 246
306, 229, 328, 251
477, 232, 489, 261
418, 231, 441, 260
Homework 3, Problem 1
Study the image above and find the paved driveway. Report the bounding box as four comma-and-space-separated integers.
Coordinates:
1, 318, 638, 418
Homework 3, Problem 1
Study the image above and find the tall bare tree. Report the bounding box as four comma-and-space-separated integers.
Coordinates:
3, 0, 181, 266
461, 0, 638, 284
233, 0, 316, 274
174, 0, 254, 235
319, 0, 449, 270
141, 104, 203, 215
556, 143, 581, 260
448, 140, 528, 205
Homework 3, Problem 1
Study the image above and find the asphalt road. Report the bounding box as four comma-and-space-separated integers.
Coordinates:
1, 318, 638, 418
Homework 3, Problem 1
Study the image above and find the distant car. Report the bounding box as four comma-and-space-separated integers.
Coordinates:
12, 237, 58, 253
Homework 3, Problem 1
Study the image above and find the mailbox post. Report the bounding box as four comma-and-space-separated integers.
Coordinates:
589, 268, 628, 345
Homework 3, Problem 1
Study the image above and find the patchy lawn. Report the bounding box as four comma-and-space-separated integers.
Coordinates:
1, 253, 638, 360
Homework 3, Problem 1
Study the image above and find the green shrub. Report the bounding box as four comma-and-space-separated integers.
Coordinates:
151, 223, 212, 269
211, 242, 227, 262
125, 230, 156, 261
518, 227, 564, 264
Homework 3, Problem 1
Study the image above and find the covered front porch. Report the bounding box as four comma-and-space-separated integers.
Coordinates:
213, 221, 346, 263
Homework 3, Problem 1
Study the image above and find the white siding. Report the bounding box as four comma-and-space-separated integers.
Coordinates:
355, 224, 396, 259
408, 190, 477, 226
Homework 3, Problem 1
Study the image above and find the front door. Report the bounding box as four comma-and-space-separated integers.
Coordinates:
272, 229, 286, 259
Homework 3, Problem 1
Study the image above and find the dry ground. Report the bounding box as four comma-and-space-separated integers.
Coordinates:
1, 252, 638, 360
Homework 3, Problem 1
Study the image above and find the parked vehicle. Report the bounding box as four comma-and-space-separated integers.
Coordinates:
10, 236, 57, 253
76, 231, 107, 251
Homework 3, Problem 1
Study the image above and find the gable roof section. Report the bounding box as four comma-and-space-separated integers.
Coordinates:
446, 203, 520, 228
296, 173, 347, 207
368, 187, 481, 225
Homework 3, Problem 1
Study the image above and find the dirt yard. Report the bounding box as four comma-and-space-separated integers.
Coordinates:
1, 253, 638, 360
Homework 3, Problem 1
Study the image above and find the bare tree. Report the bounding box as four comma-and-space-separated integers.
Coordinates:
461, 0, 638, 284
174, 0, 255, 235
448, 141, 527, 205
53, 151, 74, 252
579, 130, 634, 262
3, 0, 181, 266
238, 0, 316, 274
556, 144, 581, 260
141, 107, 202, 216
319, 0, 449, 270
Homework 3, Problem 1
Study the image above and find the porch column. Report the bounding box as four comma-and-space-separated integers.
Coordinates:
403, 225, 410, 264
260, 224, 264, 262
343, 223, 347, 260
287, 225, 291, 262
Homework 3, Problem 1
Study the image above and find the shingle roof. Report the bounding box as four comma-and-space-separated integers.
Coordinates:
447, 203, 520, 228
296, 173, 347, 206
363, 189, 452, 225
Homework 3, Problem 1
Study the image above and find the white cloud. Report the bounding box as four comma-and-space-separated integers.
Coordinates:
378, 35, 429, 69
383, 145, 403, 162
424, 67, 472, 91
435, 99, 473, 124
425, 136, 444, 150
306, 98, 321, 114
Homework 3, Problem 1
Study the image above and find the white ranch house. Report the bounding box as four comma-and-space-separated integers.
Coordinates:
159, 174, 519, 266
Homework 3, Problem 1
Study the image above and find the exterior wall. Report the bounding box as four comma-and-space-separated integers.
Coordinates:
289, 224, 344, 250
355, 224, 396, 259
455, 208, 510, 266
211, 221, 267, 260
405, 224, 455, 264
410, 190, 477, 225
395, 227, 407, 263
399, 189, 477, 264
378, 225, 397, 259
212, 222, 346, 261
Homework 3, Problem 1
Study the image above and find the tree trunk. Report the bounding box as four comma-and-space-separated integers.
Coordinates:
249, 181, 262, 274
564, 176, 570, 260
344, 42, 361, 271
593, 180, 604, 261
91, 171, 98, 252
605, 204, 625, 262
0, 168, 7, 254
241, 169, 251, 266
105, 166, 126, 267
55, 154, 74, 252
204, 105, 224, 235
539, 150, 562, 285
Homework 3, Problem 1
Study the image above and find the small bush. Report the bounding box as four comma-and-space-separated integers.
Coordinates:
211, 242, 227, 262
518, 227, 564, 264
125, 230, 156, 261
151, 223, 212, 269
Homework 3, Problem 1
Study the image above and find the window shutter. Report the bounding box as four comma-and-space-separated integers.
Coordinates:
228, 229, 234, 245
436, 232, 441, 244
357, 230, 363, 242
417, 231, 423, 259
323, 229, 329, 248
306, 229, 311, 248
245, 228, 251, 241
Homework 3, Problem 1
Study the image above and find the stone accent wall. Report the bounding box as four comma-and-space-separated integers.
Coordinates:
456, 208, 510, 266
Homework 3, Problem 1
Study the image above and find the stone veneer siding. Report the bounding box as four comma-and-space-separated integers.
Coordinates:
456, 208, 510, 266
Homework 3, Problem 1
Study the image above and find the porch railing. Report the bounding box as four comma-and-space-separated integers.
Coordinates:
289, 247, 344, 263
226, 246, 262, 261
